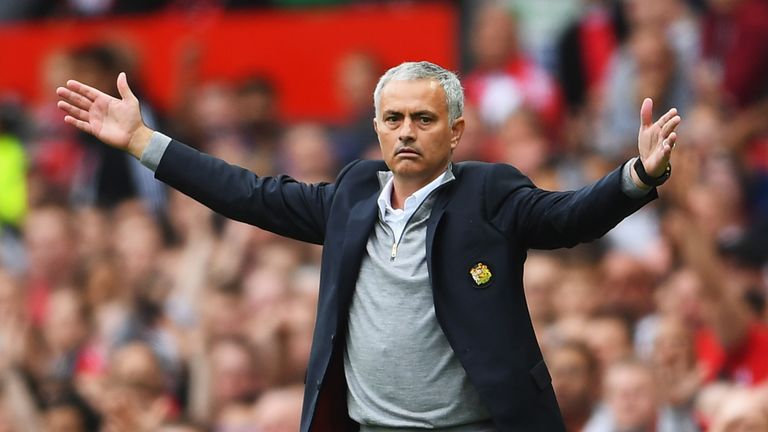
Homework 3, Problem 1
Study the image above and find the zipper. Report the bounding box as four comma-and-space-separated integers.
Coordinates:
389, 181, 451, 261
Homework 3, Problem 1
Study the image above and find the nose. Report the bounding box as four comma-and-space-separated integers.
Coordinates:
398, 118, 415, 144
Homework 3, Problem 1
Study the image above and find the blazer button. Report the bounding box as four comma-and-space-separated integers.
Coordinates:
316, 379, 322, 389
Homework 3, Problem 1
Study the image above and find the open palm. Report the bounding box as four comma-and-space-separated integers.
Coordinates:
637, 98, 681, 177
57, 72, 149, 157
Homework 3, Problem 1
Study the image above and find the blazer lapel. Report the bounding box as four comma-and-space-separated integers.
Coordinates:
336, 193, 379, 313
426, 167, 457, 280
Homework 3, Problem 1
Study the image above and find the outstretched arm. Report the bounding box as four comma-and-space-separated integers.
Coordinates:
489, 98, 681, 249
56, 74, 338, 244
56, 72, 153, 159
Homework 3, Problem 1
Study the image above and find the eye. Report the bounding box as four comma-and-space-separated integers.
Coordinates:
385, 115, 400, 124
419, 116, 433, 125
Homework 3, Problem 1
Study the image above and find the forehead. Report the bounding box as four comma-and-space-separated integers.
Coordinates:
379, 79, 448, 114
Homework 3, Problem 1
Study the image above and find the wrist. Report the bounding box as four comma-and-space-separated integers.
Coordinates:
633, 157, 671, 187
127, 124, 154, 160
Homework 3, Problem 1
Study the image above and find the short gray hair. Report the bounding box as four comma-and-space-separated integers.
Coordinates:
373, 61, 464, 125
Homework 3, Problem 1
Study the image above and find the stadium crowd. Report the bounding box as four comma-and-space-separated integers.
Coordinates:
1, 0, 768, 431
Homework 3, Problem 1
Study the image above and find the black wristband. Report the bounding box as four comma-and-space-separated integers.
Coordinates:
633, 158, 671, 187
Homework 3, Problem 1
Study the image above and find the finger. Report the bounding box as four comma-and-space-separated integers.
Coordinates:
57, 100, 90, 122
661, 115, 681, 138
116, 72, 136, 101
66, 79, 104, 101
656, 107, 678, 128
667, 132, 677, 149
56, 86, 93, 111
640, 97, 653, 127
64, 115, 92, 134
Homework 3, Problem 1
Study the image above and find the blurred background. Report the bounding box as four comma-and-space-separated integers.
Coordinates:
0, 0, 767, 431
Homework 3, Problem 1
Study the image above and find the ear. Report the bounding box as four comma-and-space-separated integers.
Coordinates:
373, 117, 383, 146
450, 117, 465, 151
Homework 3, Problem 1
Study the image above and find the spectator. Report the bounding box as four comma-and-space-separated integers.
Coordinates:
548, 341, 599, 432
464, 3, 562, 130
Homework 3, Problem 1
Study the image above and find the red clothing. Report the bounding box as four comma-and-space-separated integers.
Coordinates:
464, 57, 563, 131
696, 322, 768, 385
579, 8, 617, 93
702, 0, 768, 108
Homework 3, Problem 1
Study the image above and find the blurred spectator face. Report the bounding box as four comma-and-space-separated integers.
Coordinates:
167, 189, 212, 243
451, 105, 485, 162
552, 268, 598, 321
471, 5, 518, 69
210, 339, 260, 404
113, 204, 162, 286
0, 397, 14, 432
282, 124, 335, 183
43, 405, 85, 432
23, 206, 76, 282
549, 343, 597, 421
681, 104, 724, 153
497, 109, 548, 178
192, 82, 240, 135
252, 385, 304, 432
604, 362, 658, 431
625, 0, 684, 28
522, 254, 560, 326
0, 270, 22, 320
74, 207, 109, 260
652, 317, 694, 369
254, 241, 301, 279
630, 27, 675, 104
586, 316, 632, 370
599, 252, 654, 319
281, 297, 316, 383
238, 77, 278, 129
243, 266, 290, 314
707, 0, 744, 14
709, 389, 768, 432
337, 52, 379, 114
71, 45, 123, 98
655, 268, 704, 327
43, 289, 87, 355
215, 402, 255, 432
156, 423, 206, 432
108, 342, 166, 410
203, 289, 246, 339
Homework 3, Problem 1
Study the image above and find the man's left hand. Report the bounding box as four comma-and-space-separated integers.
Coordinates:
637, 97, 681, 178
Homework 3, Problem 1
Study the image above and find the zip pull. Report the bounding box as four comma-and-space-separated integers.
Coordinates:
391, 242, 398, 261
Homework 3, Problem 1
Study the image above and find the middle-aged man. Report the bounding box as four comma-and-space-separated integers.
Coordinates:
56, 61, 680, 431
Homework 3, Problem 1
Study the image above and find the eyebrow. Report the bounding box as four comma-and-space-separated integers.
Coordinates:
382, 110, 438, 117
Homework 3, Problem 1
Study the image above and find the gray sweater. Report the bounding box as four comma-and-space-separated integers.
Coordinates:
344, 171, 495, 431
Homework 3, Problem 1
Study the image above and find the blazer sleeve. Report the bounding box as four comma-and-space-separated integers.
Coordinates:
155, 139, 347, 245
485, 162, 658, 250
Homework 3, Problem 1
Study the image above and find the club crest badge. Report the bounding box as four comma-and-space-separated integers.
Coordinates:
470, 262, 492, 286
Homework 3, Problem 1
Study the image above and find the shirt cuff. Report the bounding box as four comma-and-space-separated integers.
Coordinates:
621, 157, 653, 198
139, 131, 172, 172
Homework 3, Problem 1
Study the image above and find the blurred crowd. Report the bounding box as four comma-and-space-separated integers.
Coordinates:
1, 0, 768, 431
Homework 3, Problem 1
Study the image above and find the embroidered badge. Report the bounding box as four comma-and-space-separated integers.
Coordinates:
470, 263, 492, 286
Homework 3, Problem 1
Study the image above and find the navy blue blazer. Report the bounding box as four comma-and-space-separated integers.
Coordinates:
154, 140, 657, 431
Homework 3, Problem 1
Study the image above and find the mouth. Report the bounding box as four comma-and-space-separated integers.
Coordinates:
395, 147, 420, 157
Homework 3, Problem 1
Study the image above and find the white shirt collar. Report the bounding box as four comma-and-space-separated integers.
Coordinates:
376, 166, 454, 220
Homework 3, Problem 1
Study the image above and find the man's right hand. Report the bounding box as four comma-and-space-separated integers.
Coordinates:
56, 72, 153, 159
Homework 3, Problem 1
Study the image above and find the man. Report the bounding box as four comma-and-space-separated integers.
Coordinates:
56, 61, 680, 431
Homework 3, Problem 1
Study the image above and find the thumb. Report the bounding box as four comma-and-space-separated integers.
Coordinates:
117, 72, 136, 101
640, 97, 653, 127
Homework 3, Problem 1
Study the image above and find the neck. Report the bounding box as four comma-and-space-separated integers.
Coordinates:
390, 167, 448, 210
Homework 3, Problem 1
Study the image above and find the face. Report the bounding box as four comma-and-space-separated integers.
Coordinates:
605, 365, 657, 430
374, 79, 464, 185
550, 347, 595, 415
